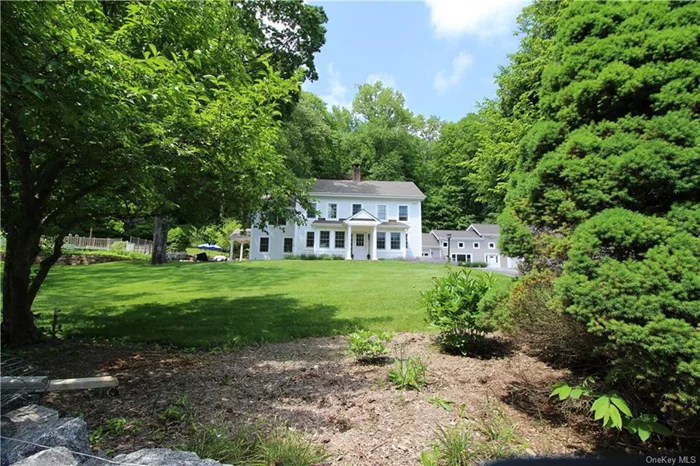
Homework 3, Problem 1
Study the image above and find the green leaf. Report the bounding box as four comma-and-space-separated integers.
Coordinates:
652, 422, 671, 436
637, 425, 651, 441
591, 395, 610, 421
70, 28, 78, 39
609, 394, 632, 418
608, 405, 622, 430
570, 388, 583, 399
148, 43, 157, 56
557, 384, 572, 400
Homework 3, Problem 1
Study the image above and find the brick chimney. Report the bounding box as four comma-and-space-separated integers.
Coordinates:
352, 163, 361, 182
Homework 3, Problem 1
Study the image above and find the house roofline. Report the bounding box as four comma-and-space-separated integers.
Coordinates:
309, 191, 425, 201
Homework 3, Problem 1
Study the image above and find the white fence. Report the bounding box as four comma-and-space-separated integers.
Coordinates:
126, 236, 153, 255
63, 234, 122, 251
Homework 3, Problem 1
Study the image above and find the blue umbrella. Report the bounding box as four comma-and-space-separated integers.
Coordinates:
197, 243, 223, 251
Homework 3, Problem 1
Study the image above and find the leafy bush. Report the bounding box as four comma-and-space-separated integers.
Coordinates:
109, 241, 127, 252
389, 348, 428, 390
558, 209, 700, 416
423, 269, 495, 355
168, 227, 190, 252
284, 254, 344, 260
457, 261, 488, 268
551, 379, 671, 443
348, 330, 392, 362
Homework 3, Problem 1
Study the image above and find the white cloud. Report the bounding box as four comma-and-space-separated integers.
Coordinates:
434, 52, 474, 94
319, 63, 351, 109
366, 72, 398, 90
425, 0, 528, 39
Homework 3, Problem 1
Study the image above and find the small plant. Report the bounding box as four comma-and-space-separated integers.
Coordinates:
427, 395, 454, 412
105, 416, 142, 435
255, 428, 329, 466
389, 347, 428, 390
348, 330, 392, 362
160, 394, 193, 425
186, 423, 257, 464
421, 398, 527, 465
550, 380, 671, 442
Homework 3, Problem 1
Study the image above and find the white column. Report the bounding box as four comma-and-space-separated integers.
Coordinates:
239, 242, 244, 261
346, 225, 353, 260
229, 239, 234, 261
371, 226, 378, 260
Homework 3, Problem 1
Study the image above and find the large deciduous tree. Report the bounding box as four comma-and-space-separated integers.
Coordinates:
1, 1, 321, 345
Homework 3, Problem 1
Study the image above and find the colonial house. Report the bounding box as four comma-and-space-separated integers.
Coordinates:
421, 224, 520, 269
249, 165, 425, 260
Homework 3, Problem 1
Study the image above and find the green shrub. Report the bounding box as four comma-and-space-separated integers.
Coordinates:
423, 269, 495, 355
457, 261, 488, 268
389, 350, 428, 390
255, 428, 328, 466
109, 241, 127, 252
348, 330, 392, 362
168, 227, 190, 252
558, 209, 700, 416
505, 270, 596, 365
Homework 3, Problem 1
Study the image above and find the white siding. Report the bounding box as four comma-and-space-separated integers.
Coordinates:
250, 195, 423, 260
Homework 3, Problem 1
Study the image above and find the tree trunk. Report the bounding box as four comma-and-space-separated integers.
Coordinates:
1, 232, 40, 347
151, 216, 168, 265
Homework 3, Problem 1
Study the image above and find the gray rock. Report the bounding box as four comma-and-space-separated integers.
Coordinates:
81, 450, 114, 466
2, 417, 89, 465
5, 405, 59, 436
113, 449, 227, 466
12, 447, 79, 466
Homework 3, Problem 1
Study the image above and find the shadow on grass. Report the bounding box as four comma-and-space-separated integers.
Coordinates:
56, 294, 391, 348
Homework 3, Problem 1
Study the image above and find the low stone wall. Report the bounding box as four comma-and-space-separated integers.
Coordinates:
1, 405, 226, 466
32, 254, 128, 266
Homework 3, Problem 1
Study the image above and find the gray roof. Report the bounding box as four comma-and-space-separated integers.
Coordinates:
422, 233, 440, 247
470, 224, 500, 236
311, 179, 425, 199
431, 229, 481, 240
311, 219, 409, 229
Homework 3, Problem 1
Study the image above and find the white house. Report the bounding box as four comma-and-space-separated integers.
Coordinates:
422, 224, 520, 270
250, 166, 426, 260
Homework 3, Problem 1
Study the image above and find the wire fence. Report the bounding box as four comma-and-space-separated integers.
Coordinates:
126, 236, 153, 255
63, 234, 121, 251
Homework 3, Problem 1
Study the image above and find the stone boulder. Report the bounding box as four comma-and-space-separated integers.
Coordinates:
12, 447, 78, 466
1, 416, 89, 465
113, 449, 228, 466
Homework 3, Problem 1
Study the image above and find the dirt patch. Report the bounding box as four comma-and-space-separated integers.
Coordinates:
23, 334, 597, 464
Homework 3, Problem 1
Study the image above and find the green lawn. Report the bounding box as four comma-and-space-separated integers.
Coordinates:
32, 260, 512, 347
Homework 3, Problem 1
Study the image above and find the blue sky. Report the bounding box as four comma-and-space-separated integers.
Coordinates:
302, 0, 529, 122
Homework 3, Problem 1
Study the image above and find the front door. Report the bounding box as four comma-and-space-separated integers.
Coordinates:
485, 254, 499, 266
354, 233, 367, 260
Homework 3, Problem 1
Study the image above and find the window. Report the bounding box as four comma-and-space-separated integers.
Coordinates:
390, 232, 401, 250
473, 242, 480, 249
277, 216, 286, 226
489, 242, 496, 249
377, 205, 387, 220
355, 233, 365, 247
458, 242, 465, 249
442, 242, 448, 248
307, 202, 317, 219
259, 237, 269, 253
306, 232, 315, 248
398, 205, 408, 221
352, 204, 362, 215
405, 233, 409, 249
283, 238, 293, 253
335, 231, 345, 249
328, 203, 338, 219
377, 232, 386, 249
320, 231, 330, 248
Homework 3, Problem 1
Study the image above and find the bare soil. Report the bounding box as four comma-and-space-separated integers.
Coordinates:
23, 334, 602, 464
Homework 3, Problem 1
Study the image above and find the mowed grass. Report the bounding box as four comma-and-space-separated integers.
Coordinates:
32, 260, 512, 348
